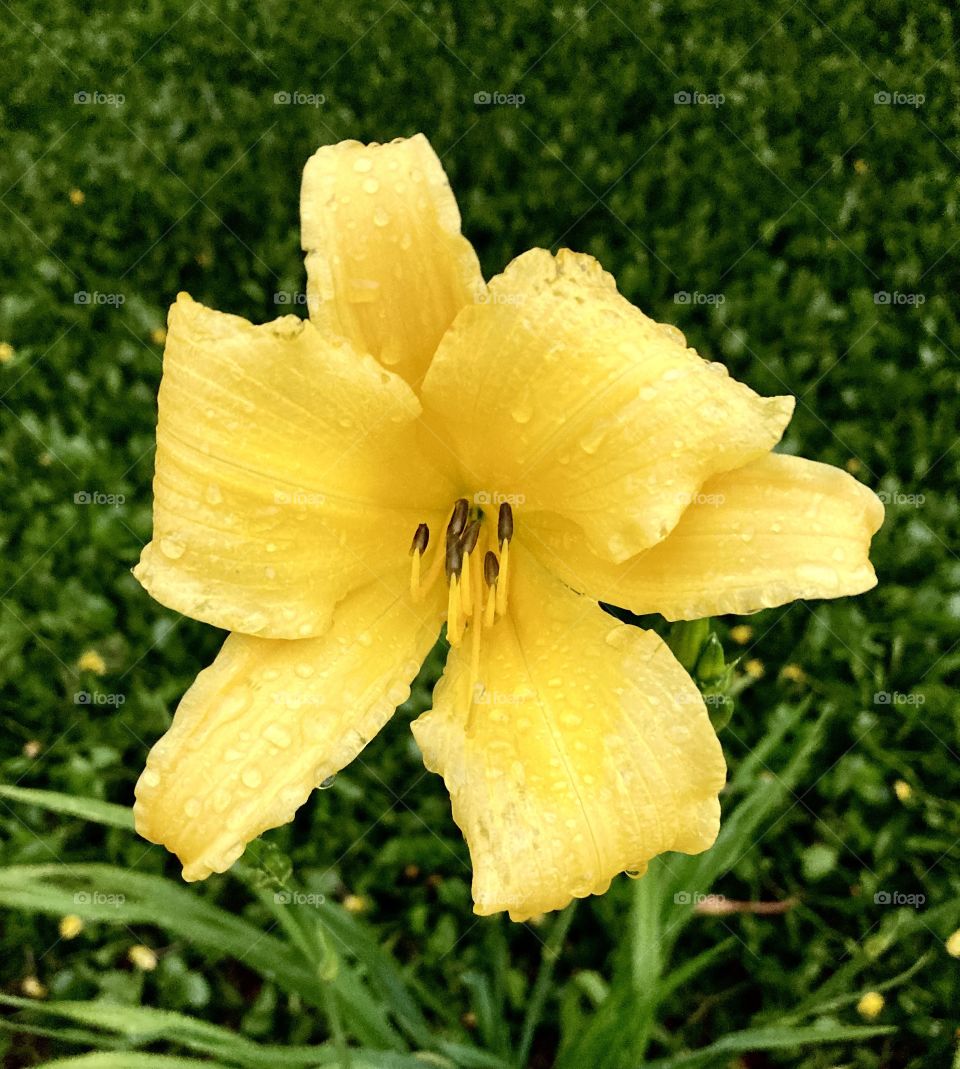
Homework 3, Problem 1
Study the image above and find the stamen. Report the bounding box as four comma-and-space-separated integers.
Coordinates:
495, 539, 510, 617
444, 538, 463, 581
447, 576, 463, 646
483, 551, 499, 628
408, 523, 429, 599
458, 520, 481, 616
497, 502, 514, 546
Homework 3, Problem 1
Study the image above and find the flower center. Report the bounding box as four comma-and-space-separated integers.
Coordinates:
409, 498, 514, 725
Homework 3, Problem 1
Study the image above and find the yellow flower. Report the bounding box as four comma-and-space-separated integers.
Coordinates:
69, 188, 86, 206
343, 893, 369, 914
128, 944, 158, 971
151, 327, 168, 345
744, 658, 765, 679
0, 341, 14, 365
59, 914, 84, 939
21, 976, 47, 998
946, 929, 960, 958
857, 991, 884, 1019
131, 135, 884, 921
781, 663, 806, 683
77, 648, 107, 675
893, 779, 912, 802
729, 624, 753, 645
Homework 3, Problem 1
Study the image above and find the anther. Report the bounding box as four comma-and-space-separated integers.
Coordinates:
409, 523, 429, 556
483, 551, 500, 587
497, 502, 514, 546
448, 498, 469, 539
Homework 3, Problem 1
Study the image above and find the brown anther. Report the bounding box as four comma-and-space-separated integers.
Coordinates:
448, 498, 469, 538
445, 539, 463, 579
497, 502, 514, 545
483, 551, 500, 587
409, 523, 429, 556
460, 519, 480, 556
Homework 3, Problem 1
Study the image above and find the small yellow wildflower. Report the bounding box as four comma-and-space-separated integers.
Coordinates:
343, 893, 368, 914
195, 250, 212, 268
845, 457, 862, 474
0, 342, 14, 365
893, 779, 912, 802
151, 327, 168, 345
59, 914, 84, 940
729, 625, 753, 645
131, 135, 884, 921
21, 976, 47, 998
69, 188, 86, 206
945, 929, 960, 958
781, 663, 806, 683
23, 740, 42, 759
128, 944, 158, 971
745, 658, 765, 679
77, 649, 107, 675
857, 991, 884, 1020
853, 159, 869, 175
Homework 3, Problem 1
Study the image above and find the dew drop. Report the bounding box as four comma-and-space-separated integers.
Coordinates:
185, 798, 201, 817
362, 176, 380, 194
319, 773, 337, 789
241, 767, 263, 788
159, 537, 185, 560
352, 156, 373, 173
295, 663, 315, 679
205, 484, 222, 505
264, 723, 292, 748
511, 403, 532, 424
373, 207, 390, 227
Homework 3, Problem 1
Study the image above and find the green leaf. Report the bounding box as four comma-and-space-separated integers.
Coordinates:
0, 784, 134, 830
642, 1023, 897, 1068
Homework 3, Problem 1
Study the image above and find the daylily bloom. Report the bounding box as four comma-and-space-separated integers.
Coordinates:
133, 134, 883, 921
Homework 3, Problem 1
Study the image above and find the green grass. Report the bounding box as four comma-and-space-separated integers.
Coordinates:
1, 1, 958, 1066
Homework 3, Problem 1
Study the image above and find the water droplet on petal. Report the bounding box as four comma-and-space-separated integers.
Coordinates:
319, 773, 337, 789
241, 767, 263, 788
352, 156, 373, 173
159, 537, 185, 560
205, 484, 222, 505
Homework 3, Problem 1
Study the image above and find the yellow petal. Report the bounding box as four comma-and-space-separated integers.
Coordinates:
301, 134, 484, 387
522, 453, 884, 620
421, 248, 794, 562
134, 570, 443, 881
134, 294, 454, 638
412, 547, 725, 921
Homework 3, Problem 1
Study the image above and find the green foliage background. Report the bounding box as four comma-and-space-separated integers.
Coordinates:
0, 1, 958, 1066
